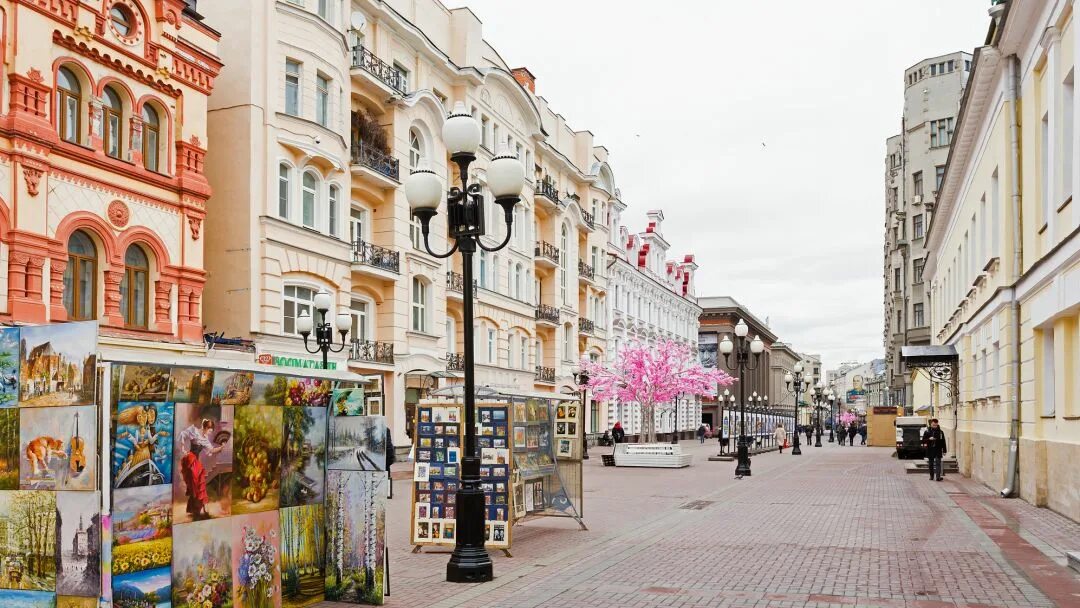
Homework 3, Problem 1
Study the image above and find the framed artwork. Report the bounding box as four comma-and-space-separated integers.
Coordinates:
281, 406, 327, 507
19, 321, 97, 407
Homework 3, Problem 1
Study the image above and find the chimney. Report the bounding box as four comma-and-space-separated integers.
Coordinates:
511, 67, 536, 93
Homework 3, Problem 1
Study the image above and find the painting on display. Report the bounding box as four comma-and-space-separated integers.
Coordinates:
328, 415, 385, 471
172, 403, 234, 523
0, 327, 20, 408
55, 492, 101, 598
0, 591, 57, 607
111, 536, 171, 578
19, 322, 97, 408
280, 505, 325, 608
232, 405, 283, 514
112, 485, 171, 547
0, 409, 20, 489
249, 375, 286, 407
172, 518, 233, 608
57, 596, 97, 608
168, 368, 215, 405
212, 372, 254, 406
0, 491, 56, 591
112, 566, 171, 608
231, 511, 281, 608
331, 389, 365, 417
325, 470, 385, 605
112, 402, 174, 489
284, 378, 330, 408
120, 365, 171, 403
281, 407, 326, 508
19, 405, 96, 491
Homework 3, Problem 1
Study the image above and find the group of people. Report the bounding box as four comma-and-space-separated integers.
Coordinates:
835, 421, 867, 446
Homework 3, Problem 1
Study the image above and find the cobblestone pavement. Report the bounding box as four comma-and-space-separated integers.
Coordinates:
323, 439, 1080, 608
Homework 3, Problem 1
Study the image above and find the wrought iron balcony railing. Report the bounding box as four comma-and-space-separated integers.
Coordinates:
578, 260, 595, 281
350, 142, 399, 180
352, 240, 400, 273
581, 209, 594, 228
535, 365, 556, 383
535, 304, 560, 324
535, 241, 560, 264
446, 271, 477, 297
350, 45, 407, 94
446, 352, 465, 372
535, 179, 560, 204
349, 339, 395, 364
579, 317, 596, 334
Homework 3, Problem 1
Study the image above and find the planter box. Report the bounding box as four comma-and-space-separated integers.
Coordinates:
613, 443, 692, 468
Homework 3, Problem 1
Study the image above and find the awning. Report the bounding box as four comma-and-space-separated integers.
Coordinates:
901, 345, 958, 365
99, 353, 375, 383
914, 404, 933, 412
430, 385, 578, 402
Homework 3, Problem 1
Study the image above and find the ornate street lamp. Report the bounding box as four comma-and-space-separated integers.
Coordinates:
784, 361, 812, 455
296, 290, 352, 369
573, 370, 590, 460
405, 101, 525, 583
827, 392, 836, 443
718, 319, 764, 477
809, 381, 827, 447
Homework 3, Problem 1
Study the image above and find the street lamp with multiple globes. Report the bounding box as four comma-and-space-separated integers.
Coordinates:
296, 290, 352, 369
783, 362, 813, 456
573, 370, 590, 460
809, 381, 827, 447
718, 319, 764, 477
404, 101, 525, 583
827, 391, 837, 443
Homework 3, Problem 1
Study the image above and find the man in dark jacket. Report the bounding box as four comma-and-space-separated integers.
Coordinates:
922, 418, 947, 481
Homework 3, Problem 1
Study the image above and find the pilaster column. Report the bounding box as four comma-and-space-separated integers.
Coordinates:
129, 116, 144, 165
49, 256, 68, 322
154, 279, 173, 328
88, 98, 104, 149
103, 269, 125, 326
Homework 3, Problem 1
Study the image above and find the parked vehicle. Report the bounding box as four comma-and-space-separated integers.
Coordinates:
894, 415, 928, 459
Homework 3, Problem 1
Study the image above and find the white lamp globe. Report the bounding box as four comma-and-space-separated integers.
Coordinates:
784, 372, 793, 385
488, 145, 525, 199
313, 290, 332, 312
442, 101, 481, 155
816, 381, 824, 389
734, 319, 749, 337
335, 312, 351, 332
793, 361, 804, 373
718, 335, 733, 355
296, 310, 313, 335
404, 165, 443, 212
750, 335, 764, 354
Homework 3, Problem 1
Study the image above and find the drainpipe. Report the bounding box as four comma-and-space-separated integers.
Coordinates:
1001, 54, 1023, 498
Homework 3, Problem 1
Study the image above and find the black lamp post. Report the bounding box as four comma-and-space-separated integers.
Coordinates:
573, 370, 590, 460
405, 102, 525, 583
296, 290, 351, 369
828, 392, 837, 443
718, 319, 764, 477
783, 362, 812, 456
809, 381, 827, 447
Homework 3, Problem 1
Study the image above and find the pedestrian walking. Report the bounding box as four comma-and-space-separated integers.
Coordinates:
385, 427, 396, 499
922, 418, 947, 481
611, 421, 626, 444
859, 423, 867, 445
847, 421, 858, 446
805, 425, 813, 445
774, 424, 787, 454
697, 423, 707, 444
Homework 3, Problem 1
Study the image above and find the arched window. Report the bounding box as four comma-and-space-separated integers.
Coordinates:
142, 105, 160, 172
563, 322, 573, 361
63, 230, 97, 321
411, 277, 429, 332
509, 330, 519, 369
409, 129, 423, 169
328, 185, 340, 236
302, 171, 318, 228
102, 87, 123, 159
278, 163, 291, 218
120, 245, 149, 328
57, 67, 82, 144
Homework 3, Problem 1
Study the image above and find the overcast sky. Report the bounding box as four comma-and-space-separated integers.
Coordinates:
445, 0, 991, 372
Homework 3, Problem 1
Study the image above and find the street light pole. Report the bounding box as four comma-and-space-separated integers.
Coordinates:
405, 102, 525, 583
574, 371, 590, 460
809, 382, 826, 447
784, 362, 812, 456
828, 392, 836, 443
297, 290, 351, 369
719, 320, 764, 478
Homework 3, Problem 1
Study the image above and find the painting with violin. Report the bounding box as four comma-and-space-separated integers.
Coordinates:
19, 405, 97, 491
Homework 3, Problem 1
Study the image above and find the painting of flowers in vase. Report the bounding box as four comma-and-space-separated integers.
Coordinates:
232, 512, 281, 608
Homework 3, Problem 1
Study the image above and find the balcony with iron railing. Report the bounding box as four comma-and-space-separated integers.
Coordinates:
350, 141, 399, 181
535, 365, 556, 384
446, 271, 477, 299
348, 339, 395, 365
352, 240, 400, 274
534, 241, 560, 266
446, 352, 464, 372
350, 45, 407, 94
578, 260, 595, 282
534, 179, 560, 207
581, 209, 595, 229
579, 317, 596, 334
535, 304, 560, 325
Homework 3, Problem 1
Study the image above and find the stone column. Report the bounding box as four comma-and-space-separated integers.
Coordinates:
154, 279, 173, 329
103, 269, 125, 326
48, 256, 67, 322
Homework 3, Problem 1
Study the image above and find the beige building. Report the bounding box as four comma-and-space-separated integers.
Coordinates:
927, 0, 1079, 521
201, 0, 635, 442
884, 51, 972, 413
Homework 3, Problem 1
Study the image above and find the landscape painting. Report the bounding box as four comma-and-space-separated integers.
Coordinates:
19, 405, 96, 491
325, 470, 386, 605
285, 378, 330, 408
172, 518, 233, 608
168, 368, 215, 404
172, 403, 234, 523
111, 538, 171, 577
331, 388, 364, 416
57, 597, 97, 608
249, 374, 286, 406
0, 490, 57, 590
281, 406, 326, 508
112, 485, 171, 547
212, 371, 254, 406
112, 402, 174, 488
232, 405, 283, 514
0, 327, 20, 407
231, 511, 281, 608
55, 491, 101, 597
328, 415, 386, 471
281, 505, 325, 608
0, 408, 19, 488
112, 566, 171, 608
0, 591, 56, 607
19, 321, 97, 407
120, 365, 171, 402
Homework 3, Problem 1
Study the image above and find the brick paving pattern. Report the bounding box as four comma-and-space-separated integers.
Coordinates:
321, 440, 1080, 608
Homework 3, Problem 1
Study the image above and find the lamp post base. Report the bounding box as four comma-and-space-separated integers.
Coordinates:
791, 436, 802, 455
735, 436, 751, 477
815, 432, 823, 448
446, 460, 493, 583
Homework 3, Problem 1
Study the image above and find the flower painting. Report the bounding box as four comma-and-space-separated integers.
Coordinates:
284, 378, 330, 408
232, 406, 283, 514
172, 518, 233, 608
232, 512, 281, 608
112, 402, 173, 488
111, 538, 171, 576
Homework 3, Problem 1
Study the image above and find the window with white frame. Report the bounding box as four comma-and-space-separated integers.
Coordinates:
302, 171, 318, 228
317, 0, 334, 22
410, 216, 423, 250
492, 254, 501, 292
392, 62, 409, 91
478, 250, 488, 288
560, 223, 569, 305
487, 327, 497, 364
446, 316, 457, 354
285, 59, 301, 116
283, 284, 316, 335
350, 208, 366, 243
278, 163, 291, 218
411, 277, 429, 332
350, 299, 369, 342
409, 129, 423, 170
1041, 112, 1050, 224
563, 322, 573, 361
515, 263, 523, 300
1064, 70, 1075, 202
316, 73, 330, 127
929, 117, 953, 148
520, 335, 528, 369
328, 185, 339, 237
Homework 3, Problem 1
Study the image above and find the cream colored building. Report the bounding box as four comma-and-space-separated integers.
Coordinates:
201, 0, 633, 443
927, 0, 1080, 521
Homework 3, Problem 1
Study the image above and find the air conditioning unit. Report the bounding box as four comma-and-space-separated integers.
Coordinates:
913, 195, 923, 205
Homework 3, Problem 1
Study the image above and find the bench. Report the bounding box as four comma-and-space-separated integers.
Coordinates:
613, 443, 692, 468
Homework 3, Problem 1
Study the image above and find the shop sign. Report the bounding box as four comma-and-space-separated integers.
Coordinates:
257, 352, 337, 370
872, 406, 898, 415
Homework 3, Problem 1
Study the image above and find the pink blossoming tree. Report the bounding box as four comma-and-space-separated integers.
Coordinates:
839, 410, 858, 426
580, 339, 735, 444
